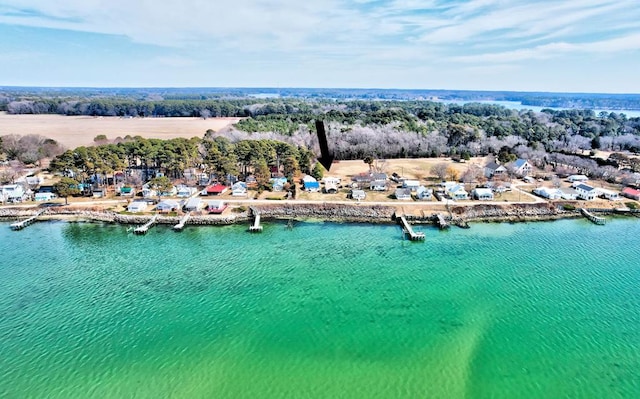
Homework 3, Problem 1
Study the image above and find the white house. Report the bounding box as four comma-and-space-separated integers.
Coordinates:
370, 180, 387, 191
447, 184, 468, 200
402, 180, 420, 191
184, 197, 203, 211
533, 187, 562, 200
395, 188, 412, 200
141, 184, 157, 199
599, 188, 620, 201
485, 161, 507, 179
575, 183, 597, 200
34, 192, 56, 201
324, 182, 338, 194
127, 200, 148, 213
350, 189, 366, 201
156, 199, 180, 213
472, 188, 494, 200
568, 174, 589, 183
559, 187, 579, 200
232, 182, 248, 196
323, 177, 341, 186
1, 184, 26, 203
416, 186, 433, 201
509, 159, 533, 177
176, 185, 198, 198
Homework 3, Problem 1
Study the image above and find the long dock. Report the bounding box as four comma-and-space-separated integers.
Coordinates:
399, 215, 425, 241
249, 211, 263, 232
10, 210, 45, 230
173, 212, 191, 231
580, 208, 606, 225
134, 214, 158, 235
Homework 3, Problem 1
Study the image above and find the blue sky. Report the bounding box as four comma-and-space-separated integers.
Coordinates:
0, 0, 639, 93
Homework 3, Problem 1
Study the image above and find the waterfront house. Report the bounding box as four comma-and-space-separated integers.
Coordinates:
485, 161, 507, 179
350, 189, 366, 201
34, 192, 56, 201
575, 184, 597, 200
447, 184, 468, 200
184, 197, 202, 212
205, 184, 228, 196
599, 188, 620, 201
324, 182, 338, 194
156, 199, 181, 213
127, 200, 148, 213
622, 187, 640, 200
559, 187, 579, 200
395, 188, 412, 200
302, 175, 317, 184
232, 182, 248, 196
509, 159, 533, 177
416, 186, 433, 201
472, 188, 494, 200
1, 184, 26, 203
304, 181, 320, 192
206, 200, 227, 214
533, 187, 562, 200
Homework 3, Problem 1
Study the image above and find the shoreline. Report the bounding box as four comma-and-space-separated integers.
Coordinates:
0, 202, 595, 227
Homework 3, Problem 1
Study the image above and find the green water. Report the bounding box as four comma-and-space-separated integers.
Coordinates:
1, 219, 639, 398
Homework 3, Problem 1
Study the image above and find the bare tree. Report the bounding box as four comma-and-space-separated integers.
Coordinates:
431, 162, 449, 181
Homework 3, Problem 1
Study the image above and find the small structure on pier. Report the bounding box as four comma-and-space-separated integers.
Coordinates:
134, 214, 158, 235
580, 208, 606, 225
249, 207, 263, 232
398, 215, 425, 241
173, 212, 191, 231
10, 210, 45, 230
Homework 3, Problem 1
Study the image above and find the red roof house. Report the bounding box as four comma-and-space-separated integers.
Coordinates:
205, 184, 228, 195
622, 187, 640, 201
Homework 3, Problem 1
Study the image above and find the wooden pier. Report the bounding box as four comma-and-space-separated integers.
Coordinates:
172, 212, 191, 231
580, 208, 606, 225
399, 215, 425, 241
134, 214, 158, 235
249, 209, 263, 232
435, 214, 450, 229
10, 210, 45, 230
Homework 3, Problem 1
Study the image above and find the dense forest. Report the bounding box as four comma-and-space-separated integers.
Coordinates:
2, 88, 640, 187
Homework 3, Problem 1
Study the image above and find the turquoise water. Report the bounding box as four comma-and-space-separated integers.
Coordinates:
1, 219, 639, 398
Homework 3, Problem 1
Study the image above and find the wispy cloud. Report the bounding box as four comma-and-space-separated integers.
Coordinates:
0, 1, 639, 91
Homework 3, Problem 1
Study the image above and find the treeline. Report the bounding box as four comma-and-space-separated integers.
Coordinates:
47, 136, 315, 189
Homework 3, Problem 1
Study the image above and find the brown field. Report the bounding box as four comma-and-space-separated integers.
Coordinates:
0, 112, 241, 149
